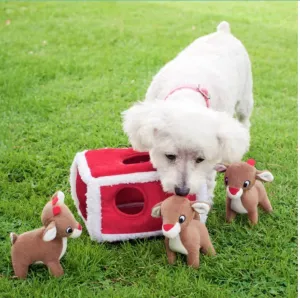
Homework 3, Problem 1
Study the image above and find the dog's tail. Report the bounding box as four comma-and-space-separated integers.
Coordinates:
10, 232, 18, 245
217, 21, 231, 33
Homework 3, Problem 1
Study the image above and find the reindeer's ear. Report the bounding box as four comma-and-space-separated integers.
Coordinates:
151, 202, 162, 218
52, 191, 65, 205
214, 163, 228, 173
52, 205, 61, 216
191, 202, 210, 215
256, 170, 274, 182
43, 221, 57, 242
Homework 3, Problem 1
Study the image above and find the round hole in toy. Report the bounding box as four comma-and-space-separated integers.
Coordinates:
123, 154, 150, 164
115, 187, 144, 215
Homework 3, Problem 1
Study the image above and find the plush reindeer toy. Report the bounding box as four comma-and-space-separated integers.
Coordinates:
10, 191, 82, 279
215, 159, 274, 225
151, 196, 216, 269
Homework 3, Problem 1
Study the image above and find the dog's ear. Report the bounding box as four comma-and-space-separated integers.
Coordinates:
122, 101, 163, 151
217, 112, 250, 163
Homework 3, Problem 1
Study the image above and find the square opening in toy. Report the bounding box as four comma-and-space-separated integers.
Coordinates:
123, 154, 150, 165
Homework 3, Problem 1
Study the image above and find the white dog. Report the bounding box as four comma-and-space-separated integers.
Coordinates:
122, 21, 252, 206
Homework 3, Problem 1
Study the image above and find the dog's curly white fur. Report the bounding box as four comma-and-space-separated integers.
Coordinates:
122, 21, 253, 202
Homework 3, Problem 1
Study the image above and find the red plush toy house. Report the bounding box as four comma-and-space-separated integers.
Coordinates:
70, 148, 203, 242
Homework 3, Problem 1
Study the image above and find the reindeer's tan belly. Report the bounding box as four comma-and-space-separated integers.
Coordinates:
34, 238, 67, 264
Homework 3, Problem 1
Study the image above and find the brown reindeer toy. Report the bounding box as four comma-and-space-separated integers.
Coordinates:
151, 196, 216, 269
10, 191, 82, 279
214, 159, 274, 225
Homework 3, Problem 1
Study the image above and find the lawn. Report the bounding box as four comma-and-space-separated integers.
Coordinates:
0, 1, 297, 297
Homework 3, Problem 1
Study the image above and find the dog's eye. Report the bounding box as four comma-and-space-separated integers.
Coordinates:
243, 180, 250, 188
178, 215, 186, 224
195, 157, 204, 163
165, 154, 176, 161
225, 177, 229, 185
66, 227, 73, 234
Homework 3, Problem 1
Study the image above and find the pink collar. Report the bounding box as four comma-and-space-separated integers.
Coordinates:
164, 85, 210, 108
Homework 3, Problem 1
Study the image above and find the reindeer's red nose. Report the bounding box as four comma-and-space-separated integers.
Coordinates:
163, 224, 174, 231
78, 223, 82, 230
229, 187, 240, 195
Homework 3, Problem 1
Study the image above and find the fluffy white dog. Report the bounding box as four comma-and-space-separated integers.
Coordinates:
122, 21, 253, 206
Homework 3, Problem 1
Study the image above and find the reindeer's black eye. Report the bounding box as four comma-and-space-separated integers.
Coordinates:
66, 227, 73, 234
225, 177, 229, 185
196, 157, 204, 164
243, 180, 250, 188
178, 215, 186, 224
165, 154, 176, 161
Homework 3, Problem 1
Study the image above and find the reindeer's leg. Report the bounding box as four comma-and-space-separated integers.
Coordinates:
164, 238, 176, 265
187, 250, 200, 269
12, 263, 29, 279
201, 239, 216, 256
226, 197, 236, 223
248, 210, 258, 225
259, 196, 273, 213
46, 261, 64, 277
199, 224, 216, 256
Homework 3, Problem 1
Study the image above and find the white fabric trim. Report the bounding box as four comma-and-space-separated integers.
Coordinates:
86, 181, 103, 241
100, 230, 162, 242
75, 151, 93, 184
95, 171, 159, 187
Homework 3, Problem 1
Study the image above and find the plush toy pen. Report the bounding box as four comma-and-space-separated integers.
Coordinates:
10, 191, 82, 279
214, 159, 274, 225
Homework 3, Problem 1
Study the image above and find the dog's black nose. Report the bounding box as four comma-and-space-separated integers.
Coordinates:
175, 186, 190, 196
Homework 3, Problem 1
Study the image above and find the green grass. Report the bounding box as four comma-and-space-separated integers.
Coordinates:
0, 1, 297, 297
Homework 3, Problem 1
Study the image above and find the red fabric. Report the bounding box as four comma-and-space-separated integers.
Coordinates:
164, 85, 210, 108
53, 206, 61, 216
101, 182, 168, 234
85, 148, 154, 178
229, 187, 239, 195
75, 148, 196, 237
76, 170, 88, 220
52, 197, 58, 206
247, 159, 256, 166
163, 224, 174, 231
100, 182, 196, 235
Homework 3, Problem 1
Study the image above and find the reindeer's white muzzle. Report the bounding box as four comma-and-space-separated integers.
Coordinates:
70, 223, 82, 238
162, 222, 181, 239
226, 186, 243, 200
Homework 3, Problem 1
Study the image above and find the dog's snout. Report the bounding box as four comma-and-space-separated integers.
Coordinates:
175, 186, 190, 196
